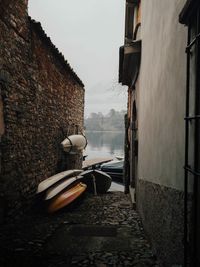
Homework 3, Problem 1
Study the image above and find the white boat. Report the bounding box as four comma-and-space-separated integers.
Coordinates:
115, 155, 124, 160
37, 169, 82, 194
45, 175, 82, 200
61, 134, 87, 153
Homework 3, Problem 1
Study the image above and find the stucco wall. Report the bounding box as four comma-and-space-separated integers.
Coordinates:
136, 1, 188, 265
138, 0, 187, 191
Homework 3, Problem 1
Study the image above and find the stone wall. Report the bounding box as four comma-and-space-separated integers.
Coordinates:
0, 0, 84, 220
137, 180, 184, 267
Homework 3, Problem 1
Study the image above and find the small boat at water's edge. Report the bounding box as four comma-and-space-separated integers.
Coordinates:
100, 160, 124, 182
82, 157, 113, 170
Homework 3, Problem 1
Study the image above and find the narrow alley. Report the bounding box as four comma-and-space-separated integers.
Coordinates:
2, 0, 200, 266
0, 192, 158, 267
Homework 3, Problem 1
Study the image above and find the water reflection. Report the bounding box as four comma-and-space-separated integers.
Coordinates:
84, 131, 124, 159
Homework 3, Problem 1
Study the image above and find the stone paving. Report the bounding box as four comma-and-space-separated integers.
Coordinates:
0, 192, 158, 266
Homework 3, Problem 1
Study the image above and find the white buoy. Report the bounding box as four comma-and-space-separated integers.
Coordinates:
61, 134, 87, 153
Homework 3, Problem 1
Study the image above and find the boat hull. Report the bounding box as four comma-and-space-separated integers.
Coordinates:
47, 182, 87, 213
45, 176, 82, 200
81, 170, 112, 194
37, 170, 82, 194
100, 160, 124, 182
82, 157, 113, 170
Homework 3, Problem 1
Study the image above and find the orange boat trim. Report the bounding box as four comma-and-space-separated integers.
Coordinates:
48, 182, 87, 213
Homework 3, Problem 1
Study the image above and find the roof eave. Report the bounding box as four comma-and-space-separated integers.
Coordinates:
29, 17, 84, 88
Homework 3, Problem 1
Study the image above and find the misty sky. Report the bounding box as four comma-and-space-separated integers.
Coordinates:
28, 0, 127, 117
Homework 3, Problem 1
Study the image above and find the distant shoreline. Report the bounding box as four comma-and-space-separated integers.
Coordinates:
85, 130, 124, 133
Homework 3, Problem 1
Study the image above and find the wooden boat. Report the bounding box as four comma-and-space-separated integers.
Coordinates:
37, 169, 82, 194
80, 169, 112, 194
47, 182, 87, 213
45, 175, 83, 200
61, 134, 87, 153
82, 157, 113, 170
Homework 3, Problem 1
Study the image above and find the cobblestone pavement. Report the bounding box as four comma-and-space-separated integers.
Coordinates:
0, 192, 158, 266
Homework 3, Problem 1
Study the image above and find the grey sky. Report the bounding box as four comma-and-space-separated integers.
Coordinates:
28, 0, 127, 117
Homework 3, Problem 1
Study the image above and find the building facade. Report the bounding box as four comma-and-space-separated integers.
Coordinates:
119, 0, 200, 266
179, 1, 200, 266
0, 0, 84, 220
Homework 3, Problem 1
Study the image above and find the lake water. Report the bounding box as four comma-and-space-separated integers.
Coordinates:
84, 131, 125, 192
84, 131, 124, 160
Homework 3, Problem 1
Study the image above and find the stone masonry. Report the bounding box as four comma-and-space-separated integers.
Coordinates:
0, 0, 84, 220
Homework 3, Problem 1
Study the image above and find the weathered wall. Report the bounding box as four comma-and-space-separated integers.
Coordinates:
137, 180, 184, 267
138, 0, 187, 191
137, 0, 187, 266
0, 0, 84, 219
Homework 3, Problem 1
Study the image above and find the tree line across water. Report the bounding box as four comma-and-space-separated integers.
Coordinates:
84, 109, 126, 131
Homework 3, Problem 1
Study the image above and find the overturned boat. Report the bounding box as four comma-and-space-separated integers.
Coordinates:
37, 169, 82, 194
81, 169, 112, 194
47, 182, 87, 213
45, 175, 83, 200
